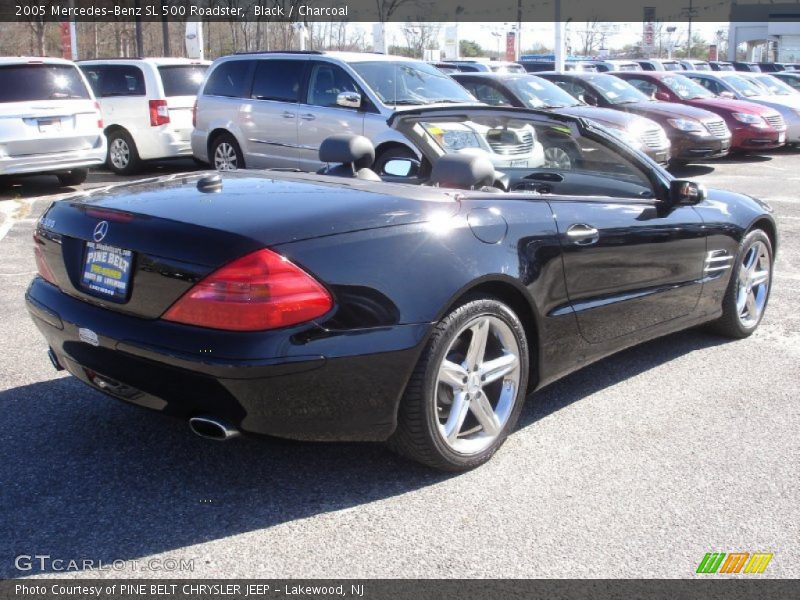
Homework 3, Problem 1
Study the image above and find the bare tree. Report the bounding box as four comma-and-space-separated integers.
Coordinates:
574, 20, 601, 57
401, 22, 440, 59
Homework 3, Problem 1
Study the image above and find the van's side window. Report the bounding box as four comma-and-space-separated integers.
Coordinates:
204, 60, 252, 98
306, 63, 360, 108
82, 65, 146, 97
251, 60, 304, 102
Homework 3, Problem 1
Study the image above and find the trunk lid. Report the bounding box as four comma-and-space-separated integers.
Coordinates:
35, 171, 457, 319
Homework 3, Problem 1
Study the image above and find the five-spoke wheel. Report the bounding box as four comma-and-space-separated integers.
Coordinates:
389, 297, 529, 471
713, 228, 773, 339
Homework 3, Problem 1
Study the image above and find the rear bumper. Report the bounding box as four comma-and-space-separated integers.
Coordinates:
0, 145, 105, 176
26, 277, 429, 442
190, 130, 209, 163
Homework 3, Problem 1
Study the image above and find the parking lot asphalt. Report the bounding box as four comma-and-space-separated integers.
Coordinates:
1, 152, 798, 579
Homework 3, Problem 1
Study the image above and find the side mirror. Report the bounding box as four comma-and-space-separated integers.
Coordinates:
718, 90, 735, 99
583, 94, 598, 106
336, 92, 362, 109
669, 179, 706, 205
654, 91, 671, 101
382, 158, 420, 178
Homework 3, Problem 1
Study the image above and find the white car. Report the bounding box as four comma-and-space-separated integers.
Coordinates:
79, 58, 210, 174
0, 57, 105, 186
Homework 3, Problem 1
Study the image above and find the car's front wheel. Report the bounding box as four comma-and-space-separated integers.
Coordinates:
389, 297, 529, 471
712, 228, 774, 338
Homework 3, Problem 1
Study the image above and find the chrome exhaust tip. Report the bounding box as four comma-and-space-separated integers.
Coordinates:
188, 416, 240, 441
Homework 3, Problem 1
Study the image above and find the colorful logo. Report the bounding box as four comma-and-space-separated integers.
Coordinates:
696, 552, 773, 574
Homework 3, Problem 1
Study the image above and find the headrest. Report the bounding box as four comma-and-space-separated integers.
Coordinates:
429, 153, 495, 190
319, 135, 375, 170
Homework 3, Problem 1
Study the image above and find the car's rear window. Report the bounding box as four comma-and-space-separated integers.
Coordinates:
158, 65, 208, 97
0, 64, 91, 103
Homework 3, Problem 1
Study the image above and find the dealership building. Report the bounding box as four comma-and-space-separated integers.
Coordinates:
728, 2, 800, 62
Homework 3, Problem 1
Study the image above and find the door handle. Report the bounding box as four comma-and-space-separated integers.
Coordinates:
282, 111, 295, 119
566, 224, 600, 246
299, 113, 316, 121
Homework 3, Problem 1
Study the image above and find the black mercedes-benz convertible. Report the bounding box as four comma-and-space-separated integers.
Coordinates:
27, 107, 776, 471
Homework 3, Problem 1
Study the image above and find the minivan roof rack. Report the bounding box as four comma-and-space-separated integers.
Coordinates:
233, 50, 324, 55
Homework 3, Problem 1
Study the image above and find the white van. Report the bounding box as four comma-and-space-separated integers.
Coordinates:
0, 57, 105, 186
79, 58, 210, 174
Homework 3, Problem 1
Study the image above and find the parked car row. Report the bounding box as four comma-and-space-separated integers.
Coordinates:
3, 51, 799, 187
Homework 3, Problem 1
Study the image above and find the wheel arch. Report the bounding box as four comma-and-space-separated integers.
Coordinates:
434, 276, 542, 391
749, 216, 778, 256
103, 124, 129, 137
207, 128, 240, 157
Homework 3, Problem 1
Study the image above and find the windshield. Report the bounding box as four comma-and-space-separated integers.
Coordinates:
158, 65, 208, 97
351, 61, 475, 106
505, 76, 581, 108
753, 74, 797, 96
0, 64, 90, 102
587, 75, 650, 104
724, 75, 767, 97
661, 75, 714, 99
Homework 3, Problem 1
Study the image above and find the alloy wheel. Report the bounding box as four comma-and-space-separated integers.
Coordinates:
543, 146, 572, 169
435, 315, 521, 455
736, 240, 771, 328
109, 138, 130, 170
214, 142, 238, 171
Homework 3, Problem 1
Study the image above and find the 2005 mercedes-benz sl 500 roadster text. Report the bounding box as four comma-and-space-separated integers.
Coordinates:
26, 107, 777, 471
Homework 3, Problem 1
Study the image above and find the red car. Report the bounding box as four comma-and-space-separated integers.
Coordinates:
613, 71, 787, 152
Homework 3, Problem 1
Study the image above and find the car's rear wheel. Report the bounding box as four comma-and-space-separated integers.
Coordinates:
211, 133, 244, 171
389, 297, 529, 471
711, 228, 773, 338
56, 168, 88, 187
107, 130, 140, 175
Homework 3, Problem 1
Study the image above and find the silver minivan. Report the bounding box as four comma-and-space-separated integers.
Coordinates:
191, 51, 544, 173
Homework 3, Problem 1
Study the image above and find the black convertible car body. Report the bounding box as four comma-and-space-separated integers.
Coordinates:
26, 107, 777, 470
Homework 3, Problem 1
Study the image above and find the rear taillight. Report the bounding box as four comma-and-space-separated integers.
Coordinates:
33, 234, 57, 286
162, 248, 333, 331
192, 99, 197, 128
149, 99, 170, 127
94, 101, 103, 129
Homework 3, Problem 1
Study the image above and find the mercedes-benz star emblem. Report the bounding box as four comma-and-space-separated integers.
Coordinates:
93, 221, 109, 243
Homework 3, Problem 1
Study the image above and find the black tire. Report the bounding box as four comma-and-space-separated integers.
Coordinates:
56, 168, 89, 187
388, 297, 530, 471
373, 145, 417, 176
106, 130, 140, 175
210, 132, 244, 171
710, 228, 774, 339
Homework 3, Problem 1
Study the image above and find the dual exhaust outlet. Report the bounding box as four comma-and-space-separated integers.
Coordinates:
188, 415, 240, 441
